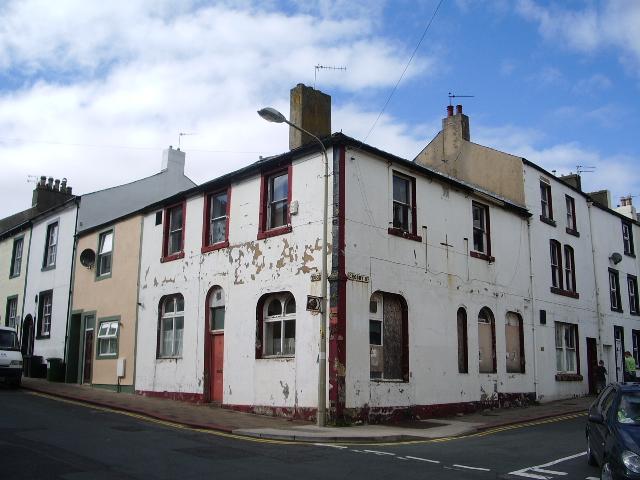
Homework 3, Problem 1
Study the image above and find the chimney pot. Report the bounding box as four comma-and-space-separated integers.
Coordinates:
66, 186, 72, 195
60, 178, 67, 192
39, 176, 46, 187
54, 179, 60, 191
447, 105, 454, 117
47, 177, 54, 189
456, 104, 463, 114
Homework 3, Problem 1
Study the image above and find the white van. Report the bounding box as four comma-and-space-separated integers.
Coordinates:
0, 326, 23, 387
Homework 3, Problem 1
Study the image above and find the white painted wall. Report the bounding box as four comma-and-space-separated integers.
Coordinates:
136, 151, 330, 410
0, 229, 30, 332
23, 202, 77, 361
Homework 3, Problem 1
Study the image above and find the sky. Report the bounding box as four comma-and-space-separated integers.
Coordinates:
0, 0, 638, 220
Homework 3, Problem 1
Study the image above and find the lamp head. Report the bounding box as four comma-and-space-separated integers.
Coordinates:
257, 107, 286, 124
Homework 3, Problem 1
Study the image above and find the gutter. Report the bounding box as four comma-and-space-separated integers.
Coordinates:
63, 198, 81, 378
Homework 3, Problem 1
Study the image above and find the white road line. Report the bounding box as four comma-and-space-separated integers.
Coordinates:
585, 477, 599, 480
313, 443, 348, 449
405, 456, 440, 464
452, 464, 491, 472
363, 449, 396, 456
509, 451, 586, 478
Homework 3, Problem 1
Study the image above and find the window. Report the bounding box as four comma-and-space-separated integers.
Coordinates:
263, 293, 296, 356
159, 294, 184, 357
258, 167, 292, 239
204, 190, 230, 249
37, 290, 53, 337
471, 201, 492, 259
10, 237, 23, 277
162, 204, 185, 260
369, 292, 408, 381
96, 230, 113, 277
209, 287, 225, 332
623, 221, 635, 256
633, 330, 640, 368
564, 245, 576, 293
97, 320, 119, 357
550, 240, 563, 289
540, 180, 554, 223
565, 195, 577, 234
629, 275, 639, 315
457, 307, 468, 374
393, 173, 413, 232
555, 322, 577, 374
478, 307, 496, 373
43, 222, 59, 268
610, 268, 622, 312
5, 297, 18, 328
505, 312, 525, 373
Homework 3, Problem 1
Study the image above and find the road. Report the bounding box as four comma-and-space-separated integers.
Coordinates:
1, 387, 600, 479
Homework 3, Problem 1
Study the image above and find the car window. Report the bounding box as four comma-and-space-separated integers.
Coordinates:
617, 392, 640, 425
598, 386, 614, 407
601, 389, 617, 417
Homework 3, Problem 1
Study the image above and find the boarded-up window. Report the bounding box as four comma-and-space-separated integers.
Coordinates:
369, 292, 408, 381
478, 307, 496, 373
457, 308, 468, 373
505, 312, 524, 373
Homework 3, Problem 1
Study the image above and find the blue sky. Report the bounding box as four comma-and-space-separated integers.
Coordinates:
0, 0, 638, 219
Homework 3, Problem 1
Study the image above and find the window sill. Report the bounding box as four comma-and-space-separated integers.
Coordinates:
201, 241, 230, 254
36, 335, 50, 340
610, 307, 624, 313
470, 251, 495, 263
550, 287, 579, 299
566, 228, 580, 237
387, 227, 422, 242
539, 215, 556, 227
41, 264, 56, 272
555, 373, 583, 382
95, 272, 112, 282
259, 355, 295, 360
257, 225, 292, 240
161, 252, 185, 263
96, 354, 117, 360
156, 356, 182, 360
370, 378, 409, 383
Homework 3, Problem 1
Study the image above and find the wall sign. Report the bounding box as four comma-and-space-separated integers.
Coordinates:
347, 272, 369, 283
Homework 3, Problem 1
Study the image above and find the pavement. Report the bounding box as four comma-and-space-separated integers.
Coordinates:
19, 377, 593, 443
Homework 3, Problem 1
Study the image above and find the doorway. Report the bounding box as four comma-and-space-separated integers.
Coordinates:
614, 326, 624, 382
586, 337, 598, 394
21, 314, 34, 356
83, 329, 94, 384
205, 287, 225, 403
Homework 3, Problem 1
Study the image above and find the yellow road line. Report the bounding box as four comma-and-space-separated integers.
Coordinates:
26, 391, 586, 447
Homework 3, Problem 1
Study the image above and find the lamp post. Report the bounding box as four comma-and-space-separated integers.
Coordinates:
258, 107, 329, 427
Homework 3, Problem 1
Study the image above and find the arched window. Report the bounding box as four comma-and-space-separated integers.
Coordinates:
457, 307, 468, 373
369, 292, 408, 381
505, 311, 524, 373
209, 287, 225, 332
263, 293, 296, 356
159, 294, 184, 358
478, 307, 496, 373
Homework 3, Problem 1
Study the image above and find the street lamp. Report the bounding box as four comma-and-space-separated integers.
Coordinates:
258, 107, 329, 427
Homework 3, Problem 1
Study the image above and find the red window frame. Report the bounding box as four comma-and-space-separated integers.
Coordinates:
470, 201, 494, 262
202, 187, 231, 253
257, 165, 293, 240
161, 202, 186, 262
388, 171, 421, 242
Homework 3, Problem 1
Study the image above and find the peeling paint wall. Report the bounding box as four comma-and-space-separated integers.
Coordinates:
135, 151, 331, 410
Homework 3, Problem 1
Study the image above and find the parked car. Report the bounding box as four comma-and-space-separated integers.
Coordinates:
587, 382, 640, 479
0, 326, 23, 387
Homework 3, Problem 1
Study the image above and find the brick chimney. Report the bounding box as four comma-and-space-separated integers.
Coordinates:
161, 146, 186, 175
288, 83, 331, 150
32, 176, 74, 210
588, 190, 611, 209
615, 195, 637, 220
560, 173, 582, 191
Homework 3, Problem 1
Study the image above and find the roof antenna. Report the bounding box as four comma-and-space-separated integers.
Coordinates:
27, 175, 38, 184
314, 64, 347, 89
576, 165, 596, 175
178, 132, 196, 149
448, 92, 474, 106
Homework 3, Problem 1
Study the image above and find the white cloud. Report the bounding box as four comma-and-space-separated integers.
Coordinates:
572, 73, 612, 95
0, 0, 439, 219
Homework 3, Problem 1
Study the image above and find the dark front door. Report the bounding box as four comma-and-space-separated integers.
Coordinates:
21, 315, 34, 356
587, 337, 598, 394
66, 314, 81, 383
615, 326, 624, 382
83, 329, 93, 384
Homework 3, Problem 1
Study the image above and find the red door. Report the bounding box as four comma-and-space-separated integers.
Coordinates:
83, 330, 93, 384
211, 334, 224, 402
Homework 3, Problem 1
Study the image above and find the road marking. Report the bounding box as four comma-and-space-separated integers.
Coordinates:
314, 444, 348, 449
509, 451, 586, 478
585, 477, 599, 479
452, 464, 491, 472
363, 449, 395, 456
405, 456, 440, 463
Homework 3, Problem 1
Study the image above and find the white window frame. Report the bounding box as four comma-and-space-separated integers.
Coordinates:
41, 292, 52, 336
550, 240, 562, 289
159, 295, 184, 358
629, 276, 639, 315
166, 205, 184, 256
262, 293, 296, 357
97, 320, 119, 357
565, 195, 576, 231
472, 202, 489, 254
208, 192, 228, 245
623, 222, 634, 255
96, 230, 113, 277
266, 172, 289, 230
610, 269, 622, 311
6, 297, 18, 329
555, 322, 577, 374
10, 237, 23, 277
540, 180, 553, 220
44, 222, 59, 267
564, 245, 575, 293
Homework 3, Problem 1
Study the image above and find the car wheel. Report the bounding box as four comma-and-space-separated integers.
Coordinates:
587, 434, 597, 466
601, 461, 613, 480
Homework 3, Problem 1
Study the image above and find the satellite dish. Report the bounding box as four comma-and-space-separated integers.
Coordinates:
80, 249, 96, 268
610, 252, 623, 265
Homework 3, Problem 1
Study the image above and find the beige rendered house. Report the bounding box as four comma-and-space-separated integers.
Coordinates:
67, 147, 195, 389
